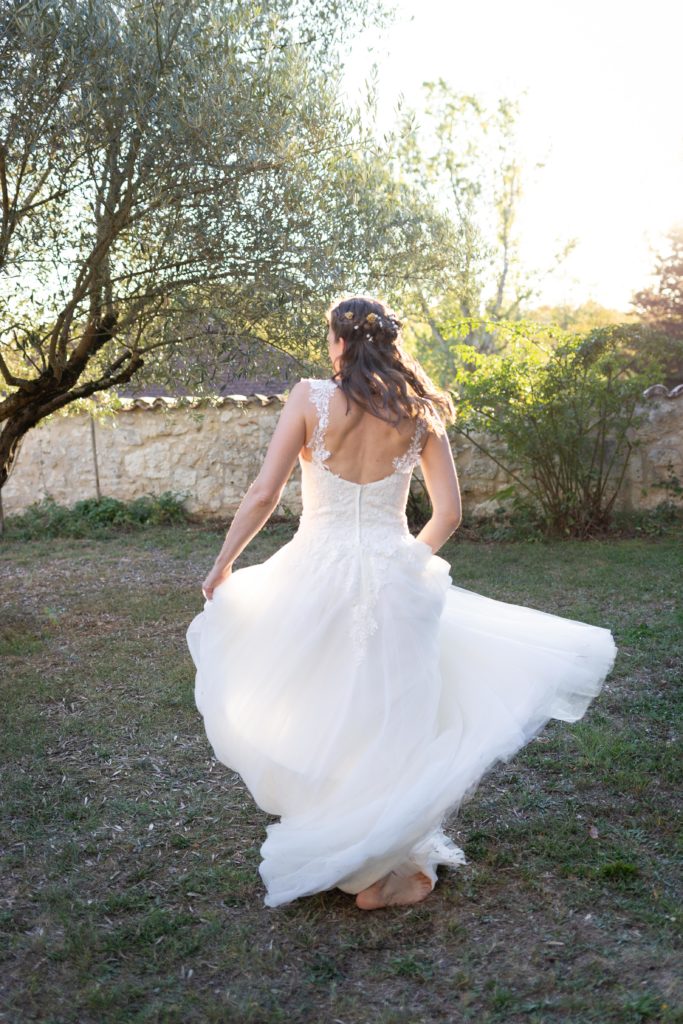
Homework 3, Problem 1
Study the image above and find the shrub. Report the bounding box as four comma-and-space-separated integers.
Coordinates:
406, 477, 433, 533
4, 491, 188, 540
453, 322, 678, 537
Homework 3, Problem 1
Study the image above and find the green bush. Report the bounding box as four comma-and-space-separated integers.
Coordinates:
453, 322, 680, 538
406, 477, 433, 533
3, 491, 189, 540
610, 465, 683, 537
464, 496, 682, 542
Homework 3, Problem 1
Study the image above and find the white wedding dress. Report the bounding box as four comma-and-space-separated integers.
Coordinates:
186, 377, 617, 908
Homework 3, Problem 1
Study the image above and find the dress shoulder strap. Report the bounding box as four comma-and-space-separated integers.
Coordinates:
305, 378, 337, 466
393, 416, 428, 474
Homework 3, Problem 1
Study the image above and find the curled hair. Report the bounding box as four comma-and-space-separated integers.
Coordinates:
326, 294, 456, 435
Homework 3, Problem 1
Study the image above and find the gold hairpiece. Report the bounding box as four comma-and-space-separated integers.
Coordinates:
344, 311, 354, 320
366, 312, 378, 323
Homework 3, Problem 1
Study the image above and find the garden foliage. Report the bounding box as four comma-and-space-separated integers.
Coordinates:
451, 321, 678, 536
4, 492, 188, 540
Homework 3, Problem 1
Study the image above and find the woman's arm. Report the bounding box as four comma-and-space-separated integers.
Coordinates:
414, 427, 462, 554
201, 381, 309, 598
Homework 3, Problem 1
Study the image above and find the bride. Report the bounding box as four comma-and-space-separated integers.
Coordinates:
186, 294, 617, 911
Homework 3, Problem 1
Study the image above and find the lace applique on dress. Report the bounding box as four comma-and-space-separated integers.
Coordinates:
305, 378, 336, 466
393, 416, 427, 473
350, 560, 388, 669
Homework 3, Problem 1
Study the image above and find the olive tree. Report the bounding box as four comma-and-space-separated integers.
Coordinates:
0, 0, 461, 525
631, 224, 683, 387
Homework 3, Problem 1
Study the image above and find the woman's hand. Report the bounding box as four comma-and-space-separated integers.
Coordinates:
202, 561, 232, 601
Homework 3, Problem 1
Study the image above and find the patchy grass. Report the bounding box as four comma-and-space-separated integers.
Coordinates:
1, 523, 681, 1024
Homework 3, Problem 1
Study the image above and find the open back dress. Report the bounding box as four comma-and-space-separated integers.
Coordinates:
186, 377, 617, 908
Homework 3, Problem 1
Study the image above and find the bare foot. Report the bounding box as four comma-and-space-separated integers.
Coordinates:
355, 870, 434, 910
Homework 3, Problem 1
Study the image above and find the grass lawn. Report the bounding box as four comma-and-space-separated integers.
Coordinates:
1, 522, 681, 1024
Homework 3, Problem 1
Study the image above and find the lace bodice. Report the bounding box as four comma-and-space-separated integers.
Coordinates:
305, 377, 427, 480
289, 378, 434, 667
299, 378, 427, 530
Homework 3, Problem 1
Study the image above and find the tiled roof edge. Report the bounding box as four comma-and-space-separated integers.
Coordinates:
114, 382, 683, 411
115, 392, 289, 409
642, 383, 683, 399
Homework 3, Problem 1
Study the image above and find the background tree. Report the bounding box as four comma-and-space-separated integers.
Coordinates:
0, 0, 462, 524
526, 300, 639, 333
631, 224, 683, 386
392, 80, 576, 370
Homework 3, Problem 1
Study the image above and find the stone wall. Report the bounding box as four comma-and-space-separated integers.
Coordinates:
4, 386, 682, 520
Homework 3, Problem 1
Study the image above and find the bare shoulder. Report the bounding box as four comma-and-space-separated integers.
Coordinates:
420, 418, 453, 454
284, 379, 313, 403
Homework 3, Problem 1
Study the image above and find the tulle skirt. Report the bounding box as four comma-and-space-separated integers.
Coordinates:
186, 536, 617, 908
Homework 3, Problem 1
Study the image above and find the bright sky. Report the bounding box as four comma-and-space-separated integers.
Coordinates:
342, 0, 683, 312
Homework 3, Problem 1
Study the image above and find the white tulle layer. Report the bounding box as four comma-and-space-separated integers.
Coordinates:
186, 537, 617, 908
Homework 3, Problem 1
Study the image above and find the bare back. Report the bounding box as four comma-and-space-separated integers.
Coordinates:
300, 381, 425, 486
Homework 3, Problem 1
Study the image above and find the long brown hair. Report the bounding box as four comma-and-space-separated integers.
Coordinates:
327, 295, 456, 435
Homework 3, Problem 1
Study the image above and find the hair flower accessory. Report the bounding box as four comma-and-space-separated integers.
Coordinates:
344, 311, 354, 320
366, 312, 378, 323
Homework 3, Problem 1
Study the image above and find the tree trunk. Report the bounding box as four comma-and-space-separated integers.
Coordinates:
0, 422, 30, 537
0, 331, 142, 535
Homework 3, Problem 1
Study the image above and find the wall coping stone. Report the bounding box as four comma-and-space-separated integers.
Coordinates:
113, 382, 682, 413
